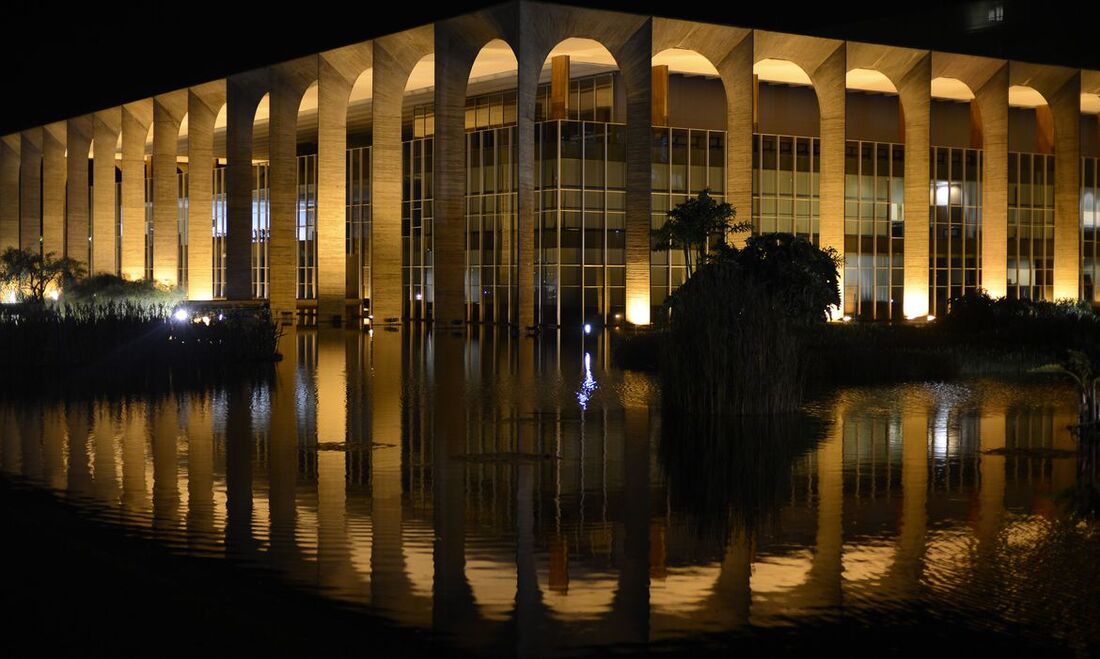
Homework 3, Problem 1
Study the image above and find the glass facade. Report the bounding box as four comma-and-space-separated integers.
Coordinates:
844, 140, 905, 321
1007, 152, 1054, 300
1082, 156, 1100, 303
929, 146, 982, 316
651, 127, 726, 308
347, 146, 371, 305
213, 164, 227, 299
466, 125, 517, 322
751, 133, 820, 243
252, 162, 270, 299
178, 170, 188, 289
535, 119, 627, 326
296, 153, 318, 300
535, 74, 615, 123
402, 136, 434, 320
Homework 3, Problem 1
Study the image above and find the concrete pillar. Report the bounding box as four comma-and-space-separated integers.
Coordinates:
434, 30, 471, 326
1051, 72, 1081, 300
977, 66, 1008, 298
371, 42, 409, 325
186, 84, 224, 301
622, 23, 654, 326
92, 109, 121, 275
66, 116, 93, 266
225, 72, 268, 300
723, 35, 754, 251
516, 27, 538, 330
42, 123, 67, 259
813, 46, 847, 317
0, 135, 19, 252
318, 47, 370, 323
153, 93, 187, 287
19, 128, 43, 253
121, 101, 152, 280
900, 54, 932, 319
269, 62, 317, 317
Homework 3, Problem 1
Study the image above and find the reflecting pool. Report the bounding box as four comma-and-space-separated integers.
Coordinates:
1, 327, 1098, 654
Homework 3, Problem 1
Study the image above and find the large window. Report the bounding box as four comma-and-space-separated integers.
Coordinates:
844, 140, 904, 321
296, 154, 318, 300
213, 165, 227, 299
1007, 152, 1054, 300
929, 146, 982, 316
252, 162, 270, 299
535, 74, 615, 123
752, 133, 820, 243
535, 119, 626, 326
1083, 157, 1100, 303
650, 127, 726, 308
466, 125, 517, 323
347, 146, 371, 305
402, 137, 433, 320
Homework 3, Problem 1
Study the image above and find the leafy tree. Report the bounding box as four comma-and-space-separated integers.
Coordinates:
652, 189, 751, 278
0, 248, 84, 303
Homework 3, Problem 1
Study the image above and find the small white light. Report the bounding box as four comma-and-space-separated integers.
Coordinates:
583, 323, 592, 335
217, 313, 224, 321
842, 315, 852, 322
415, 292, 423, 301
48, 290, 60, 301
201, 315, 211, 326
173, 308, 189, 322
926, 314, 936, 322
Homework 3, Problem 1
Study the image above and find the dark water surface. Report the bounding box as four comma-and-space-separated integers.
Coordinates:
2, 327, 1098, 655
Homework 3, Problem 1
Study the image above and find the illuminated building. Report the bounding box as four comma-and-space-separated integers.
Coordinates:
2, 1, 1100, 325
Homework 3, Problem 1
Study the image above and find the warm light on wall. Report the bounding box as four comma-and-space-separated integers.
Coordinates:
626, 297, 650, 326
903, 288, 929, 320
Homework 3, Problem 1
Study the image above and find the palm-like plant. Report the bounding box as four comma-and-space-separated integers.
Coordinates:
652, 189, 751, 278
1054, 350, 1100, 424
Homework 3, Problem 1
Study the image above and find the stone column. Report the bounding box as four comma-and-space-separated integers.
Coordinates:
121, 101, 152, 280
153, 93, 187, 287
621, 23, 654, 326
723, 35, 754, 250
370, 42, 407, 325
0, 135, 19, 251
813, 46, 846, 318
225, 72, 268, 300
66, 116, 93, 266
900, 54, 932, 319
19, 128, 43, 253
269, 61, 317, 318
1051, 72, 1081, 300
42, 123, 67, 259
433, 30, 471, 327
977, 66, 1008, 298
186, 84, 224, 301
92, 109, 121, 275
317, 49, 367, 324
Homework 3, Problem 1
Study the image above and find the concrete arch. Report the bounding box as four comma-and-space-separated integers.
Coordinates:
91, 108, 121, 275
66, 115, 94, 266
931, 77, 982, 147
512, 2, 653, 326
846, 42, 932, 319
1010, 61, 1080, 299
187, 81, 226, 301
153, 91, 187, 287
19, 127, 42, 254
755, 30, 846, 318
42, 122, 67, 259
120, 99, 152, 281
372, 24, 434, 326
225, 69, 270, 301
317, 42, 371, 319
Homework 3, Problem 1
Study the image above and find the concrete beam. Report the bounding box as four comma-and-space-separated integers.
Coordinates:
187, 82, 226, 301
19, 128, 43, 253
42, 123, 67, 259
372, 25, 434, 324
66, 116, 93, 266
121, 101, 152, 280
153, 92, 187, 288
225, 71, 269, 301
0, 135, 18, 252
318, 42, 372, 323
92, 109, 121, 275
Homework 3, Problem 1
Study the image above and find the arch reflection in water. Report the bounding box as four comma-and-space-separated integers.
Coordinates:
1, 331, 1099, 653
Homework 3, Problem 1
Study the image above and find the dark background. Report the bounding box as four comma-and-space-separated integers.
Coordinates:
3, 0, 1100, 135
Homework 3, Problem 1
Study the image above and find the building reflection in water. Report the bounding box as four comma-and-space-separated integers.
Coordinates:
0, 329, 1096, 653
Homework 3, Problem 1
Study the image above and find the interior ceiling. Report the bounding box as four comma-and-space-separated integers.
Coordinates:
652, 49, 719, 77
1008, 84, 1046, 108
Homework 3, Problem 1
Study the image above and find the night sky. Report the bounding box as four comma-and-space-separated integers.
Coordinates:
2, 0, 1100, 135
